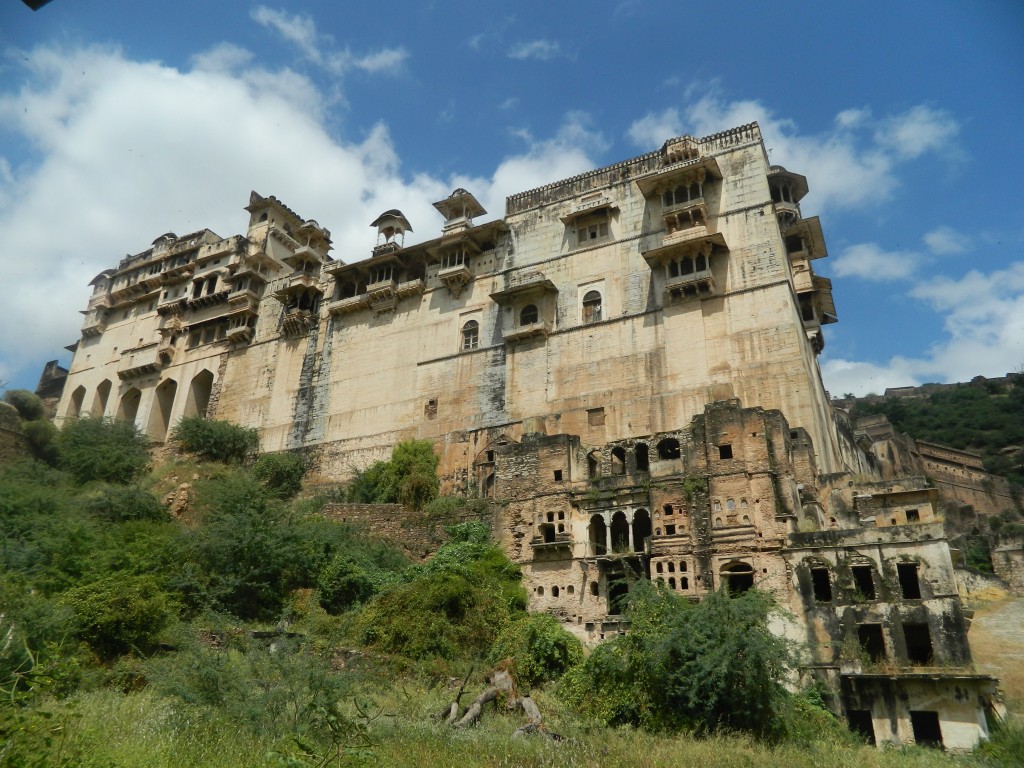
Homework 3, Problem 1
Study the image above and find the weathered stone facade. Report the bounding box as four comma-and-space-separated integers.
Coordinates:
53, 122, 999, 749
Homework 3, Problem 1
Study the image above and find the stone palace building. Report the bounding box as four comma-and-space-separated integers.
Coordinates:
55, 122, 1000, 749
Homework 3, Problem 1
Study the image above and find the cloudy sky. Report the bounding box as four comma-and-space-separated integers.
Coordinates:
1, 1, 1021, 395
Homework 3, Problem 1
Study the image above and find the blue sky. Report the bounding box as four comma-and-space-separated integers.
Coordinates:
1, 0, 1022, 396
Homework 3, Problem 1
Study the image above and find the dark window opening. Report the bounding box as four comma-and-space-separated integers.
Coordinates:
663, 504, 673, 516
811, 567, 833, 602
587, 451, 600, 478
611, 447, 626, 475
847, 710, 876, 745
910, 711, 943, 749
857, 624, 886, 662
551, 586, 560, 598
588, 515, 607, 556
668, 577, 676, 590
590, 581, 599, 596
898, 563, 922, 600
607, 577, 629, 615
520, 304, 539, 326
680, 577, 689, 589
635, 443, 649, 472
904, 623, 933, 665
553, 469, 563, 482
539, 523, 555, 543
657, 437, 680, 460
665, 524, 676, 536
610, 512, 629, 553
906, 508, 920, 523
852, 565, 876, 600
721, 563, 754, 595
632, 509, 651, 553
718, 444, 733, 460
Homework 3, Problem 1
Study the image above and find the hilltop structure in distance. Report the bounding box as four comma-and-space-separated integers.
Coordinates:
54, 122, 1002, 749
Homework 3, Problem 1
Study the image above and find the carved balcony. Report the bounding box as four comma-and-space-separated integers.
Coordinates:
503, 319, 551, 343
81, 311, 107, 337
226, 324, 254, 344
327, 294, 370, 316
117, 343, 163, 380
438, 264, 472, 296
664, 269, 716, 303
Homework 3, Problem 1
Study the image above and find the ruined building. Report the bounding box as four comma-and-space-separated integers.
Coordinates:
55, 123, 998, 749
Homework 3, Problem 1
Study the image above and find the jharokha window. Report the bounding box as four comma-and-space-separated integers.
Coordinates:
520, 304, 539, 326
461, 319, 480, 350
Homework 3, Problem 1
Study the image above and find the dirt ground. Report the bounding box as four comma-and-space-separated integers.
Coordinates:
968, 597, 1024, 713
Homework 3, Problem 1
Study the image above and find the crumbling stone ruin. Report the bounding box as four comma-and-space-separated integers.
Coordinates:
53, 122, 1000, 749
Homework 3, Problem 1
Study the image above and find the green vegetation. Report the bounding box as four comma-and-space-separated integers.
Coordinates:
170, 416, 259, 463
851, 379, 1024, 487
348, 438, 439, 509
1, 427, 1020, 767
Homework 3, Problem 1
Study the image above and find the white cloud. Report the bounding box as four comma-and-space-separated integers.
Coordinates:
508, 40, 561, 61
251, 5, 407, 76
626, 108, 681, 149
831, 242, 921, 282
0, 44, 603, 387
626, 91, 959, 214
923, 225, 970, 255
823, 261, 1024, 394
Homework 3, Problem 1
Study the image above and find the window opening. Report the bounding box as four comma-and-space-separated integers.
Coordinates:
587, 407, 606, 426
811, 567, 833, 602
590, 581, 599, 596
852, 565, 876, 600
857, 624, 886, 662
906, 508, 920, 522
607, 576, 629, 615
461, 320, 479, 350
520, 304, 539, 326
582, 290, 602, 324
635, 443, 649, 472
587, 451, 600, 478
610, 511, 629, 553
657, 437, 680, 460
898, 563, 922, 600
551, 586, 560, 598
632, 509, 651, 553
718, 444, 733, 459
904, 623, 933, 665
611, 447, 626, 475
553, 469, 563, 482
664, 524, 676, 536
721, 562, 754, 595
588, 515, 607, 556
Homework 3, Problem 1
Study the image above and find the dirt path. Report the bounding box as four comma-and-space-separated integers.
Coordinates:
969, 597, 1024, 708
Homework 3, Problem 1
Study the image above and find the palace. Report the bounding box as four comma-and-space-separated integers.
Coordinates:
55, 122, 1000, 749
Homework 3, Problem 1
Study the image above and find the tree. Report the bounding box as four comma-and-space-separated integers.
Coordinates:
170, 417, 258, 463
58, 417, 149, 485
560, 582, 792, 736
348, 439, 439, 510
3, 390, 45, 422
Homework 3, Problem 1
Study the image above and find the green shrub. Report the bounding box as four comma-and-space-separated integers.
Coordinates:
560, 583, 791, 736
318, 554, 375, 614
348, 439, 439, 510
487, 612, 584, 688
171, 416, 258, 463
21, 419, 59, 465
253, 451, 305, 498
81, 484, 166, 523
3, 389, 45, 421
57, 417, 149, 485
61, 574, 174, 659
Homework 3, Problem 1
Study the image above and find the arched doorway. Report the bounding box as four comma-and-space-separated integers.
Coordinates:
184, 370, 214, 418
116, 387, 142, 423
147, 379, 178, 442
632, 509, 651, 553
67, 385, 86, 419
610, 511, 629, 553
92, 379, 112, 418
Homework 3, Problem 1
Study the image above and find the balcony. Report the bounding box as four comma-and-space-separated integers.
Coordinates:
664, 269, 716, 303
81, 311, 107, 337
117, 343, 163, 380
395, 277, 425, 299
438, 263, 472, 296
228, 287, 261, 309
503, 319, 551, 343
530, 532, 573, 552
327, 293, 370, 315
185, 288, 229, 310
282, 309, 314, 338
226, 324, 254, 344
661, 221, 708, 247
160, 261, 194, 284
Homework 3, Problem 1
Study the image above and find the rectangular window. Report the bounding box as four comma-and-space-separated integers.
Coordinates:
903, 623, 933, 665
897, 563, 922, 600
718, 444, 733, 459
852, 565, 876, 600
553, 470, 563, 481
906, 508, 920, 522
587, 407, 606, 426
574, 211, 610, 247
811, 567, 832, 603
857, 624, 886, 662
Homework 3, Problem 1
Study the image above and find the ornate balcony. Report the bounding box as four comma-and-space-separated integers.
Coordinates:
117, 343, 163, 380
282, 309, 315, 337
226, 324, 254, 344
503, 319, 551, 343
81, 310, 107, 337
327, 293, 370, 316
664, 269, 716, 303
438, 263, 471, 296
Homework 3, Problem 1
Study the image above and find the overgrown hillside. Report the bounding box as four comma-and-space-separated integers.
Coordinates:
0, 396, 1020, 766
849, 377, 1024, 486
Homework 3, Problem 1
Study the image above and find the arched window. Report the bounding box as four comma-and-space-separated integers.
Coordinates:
721, 561, 755, 595
587, 450, 601, 479
520, 304, 538, 326
582, 290, 602, 324
611, 446, 626, 475
461, 320, 479, 350
551, 586, 560, 598
656, 437, 680, 460
632, 509, 651, 553
589, 515, 607, 556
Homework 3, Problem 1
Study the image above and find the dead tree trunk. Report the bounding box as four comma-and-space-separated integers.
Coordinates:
440, 668, 561, 739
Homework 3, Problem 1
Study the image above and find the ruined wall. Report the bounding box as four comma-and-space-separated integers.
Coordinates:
991, 536, 1024, 593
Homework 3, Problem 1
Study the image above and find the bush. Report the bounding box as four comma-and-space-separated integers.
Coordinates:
318, 554, 375, 614
252, 451, 305, 498
171, 416, 258, 463
488, 612, 584, 688
3, 389, 45, 421
560, 583, 791, 736
81, 484, 167, 523
356, 524, 526, 660
348, 439, 439, 510
21, 419, 59, 465
61, 574, 174, 659
57, 417, 149, 485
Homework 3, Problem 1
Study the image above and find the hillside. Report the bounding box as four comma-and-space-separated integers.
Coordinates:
846, 376, 1024, 487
